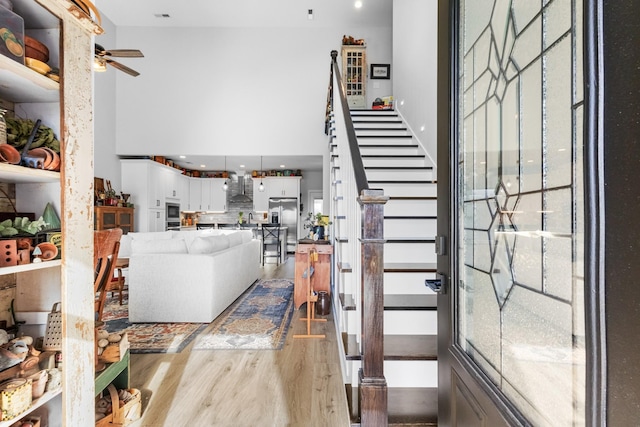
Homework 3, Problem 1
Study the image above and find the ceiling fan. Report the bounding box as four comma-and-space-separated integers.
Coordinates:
94, 43, 144, 77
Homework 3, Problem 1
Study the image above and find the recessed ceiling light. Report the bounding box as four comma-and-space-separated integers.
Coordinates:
239, 164, 245, 168
355, 1, 363, 9
200, 164, 206, 168
179, 155, 186, 159
280, 164, 285, 168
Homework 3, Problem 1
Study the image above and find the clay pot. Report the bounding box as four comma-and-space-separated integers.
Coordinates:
36, 242, 58, 261
0, 144, 21, 164
27, 369, 47, 398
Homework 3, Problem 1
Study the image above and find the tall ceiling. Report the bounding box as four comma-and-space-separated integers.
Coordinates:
96, 0, 392, 29
96, 0, 392, 172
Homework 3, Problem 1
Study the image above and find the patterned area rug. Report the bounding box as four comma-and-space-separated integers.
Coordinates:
193, 278, 294, 350
102, 292, 206, 354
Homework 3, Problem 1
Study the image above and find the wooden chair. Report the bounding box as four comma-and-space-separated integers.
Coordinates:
94, 228, 123, 323
261, 223, 281, 265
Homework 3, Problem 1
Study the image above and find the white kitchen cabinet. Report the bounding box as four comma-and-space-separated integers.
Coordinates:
163, 167, 183, 201
178, 174, 190, 209
200, 178, 212, 210
252, 178, 270, 211
0, 1, 102, 425
269, 177, 301, 198
209, 178, 227, 212
188, 178, 202, 211
121, 160, 169, 230
252, 177, 300, 211
147, 209, 166, 232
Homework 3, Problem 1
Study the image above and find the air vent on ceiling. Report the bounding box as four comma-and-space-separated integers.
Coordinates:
154, 13, 171, 18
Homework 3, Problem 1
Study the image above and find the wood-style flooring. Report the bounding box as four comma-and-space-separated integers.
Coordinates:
129, 257, 351, 426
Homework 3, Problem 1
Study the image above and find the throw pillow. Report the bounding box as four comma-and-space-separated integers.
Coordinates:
226, 231, 243, 247
132, 238, 188, 255
240, 230, 254, 243
189, 237, 214, 254
204, 235, 230, 252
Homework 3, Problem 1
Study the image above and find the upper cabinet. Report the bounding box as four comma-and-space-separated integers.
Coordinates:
252, 177, 301, 211
0, 1, 102, 426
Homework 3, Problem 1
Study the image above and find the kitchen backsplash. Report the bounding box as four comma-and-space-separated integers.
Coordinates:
181, 175, 269, 225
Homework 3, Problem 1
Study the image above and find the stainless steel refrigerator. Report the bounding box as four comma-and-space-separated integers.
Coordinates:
268, 197, 298, 253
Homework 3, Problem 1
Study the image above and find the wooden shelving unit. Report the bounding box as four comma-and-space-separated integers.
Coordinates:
0, 0, 103, 425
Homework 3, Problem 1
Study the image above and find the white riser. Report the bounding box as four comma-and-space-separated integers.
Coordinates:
371, 182, 437, 197
358, 136, 416, 145
359, 146, 421, 156
356, 129, 411, 136
366, 168, 435, 180
384, 272, 437, 294
385, 243, 436, 263
386, 198, 437, 216
351, 113, 400, 122
363, 157, 426, 167
352, 121, 405, 129
385, 310, 437, 335
347, 361, 438, 388
384, 219, 436, 238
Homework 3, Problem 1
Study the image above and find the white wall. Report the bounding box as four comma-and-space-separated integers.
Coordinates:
109, 25, 392, 158
392, 0, 438, 162
94, 16, 121, 192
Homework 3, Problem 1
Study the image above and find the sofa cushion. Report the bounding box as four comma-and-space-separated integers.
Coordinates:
227, 231, 243, 247
132, 238, 188, 255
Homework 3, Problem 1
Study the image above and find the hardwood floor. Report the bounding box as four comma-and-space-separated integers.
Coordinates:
129, 257, 351, 426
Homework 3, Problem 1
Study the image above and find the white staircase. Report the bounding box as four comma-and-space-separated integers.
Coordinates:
330, 109, 438, 426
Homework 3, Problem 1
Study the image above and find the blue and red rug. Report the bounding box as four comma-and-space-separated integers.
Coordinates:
193, 278, 294, 350
102, 292, 206, 354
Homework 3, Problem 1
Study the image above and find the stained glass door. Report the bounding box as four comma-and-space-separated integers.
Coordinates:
437, 0, 586, 425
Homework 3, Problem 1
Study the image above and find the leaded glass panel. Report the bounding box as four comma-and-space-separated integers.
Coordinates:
457, 0, 585, 424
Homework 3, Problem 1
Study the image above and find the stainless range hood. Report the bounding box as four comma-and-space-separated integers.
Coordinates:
229, 172, 252, 203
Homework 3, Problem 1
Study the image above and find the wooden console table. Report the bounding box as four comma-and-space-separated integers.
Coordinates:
294, 242, 333, 309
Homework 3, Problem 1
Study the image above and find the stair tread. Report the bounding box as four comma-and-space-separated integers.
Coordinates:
340, 293, 437, 310
346, 385, 438, 425
357, 134, 412, 138
369, 180, 436, 184
385, 216, 437, 220
338, 261, 352, 272
359, 144, 419, 148
343, 333, 437, 360
355, 127, 408, 130
353, 120, 403, 123
389, 196, 437, 200
365, 166, 433, 170
362, 154, 425, 158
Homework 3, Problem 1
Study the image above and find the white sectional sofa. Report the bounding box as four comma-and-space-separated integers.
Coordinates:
119, 229, 260, 323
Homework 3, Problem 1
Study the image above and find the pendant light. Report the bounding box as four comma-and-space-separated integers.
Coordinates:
222, 156, 228, 191
259, 156, 265, 192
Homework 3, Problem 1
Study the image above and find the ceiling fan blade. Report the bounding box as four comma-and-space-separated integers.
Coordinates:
103, 49, 144, 58
95, 43, 144, 58
105, 59, 140, 77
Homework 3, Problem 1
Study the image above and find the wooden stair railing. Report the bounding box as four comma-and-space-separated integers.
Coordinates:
329, 49, 389, 426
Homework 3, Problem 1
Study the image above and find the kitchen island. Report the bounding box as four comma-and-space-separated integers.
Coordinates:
191, 223, 288, 264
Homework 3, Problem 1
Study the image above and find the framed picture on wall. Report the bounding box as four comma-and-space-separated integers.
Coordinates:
370, 63, 390, 79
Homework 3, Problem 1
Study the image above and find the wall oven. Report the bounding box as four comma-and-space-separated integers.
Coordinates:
166, 202, 181, 230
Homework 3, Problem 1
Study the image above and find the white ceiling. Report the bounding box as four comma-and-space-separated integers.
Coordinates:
96, 0, 391, 173
96, 0, 391, 29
